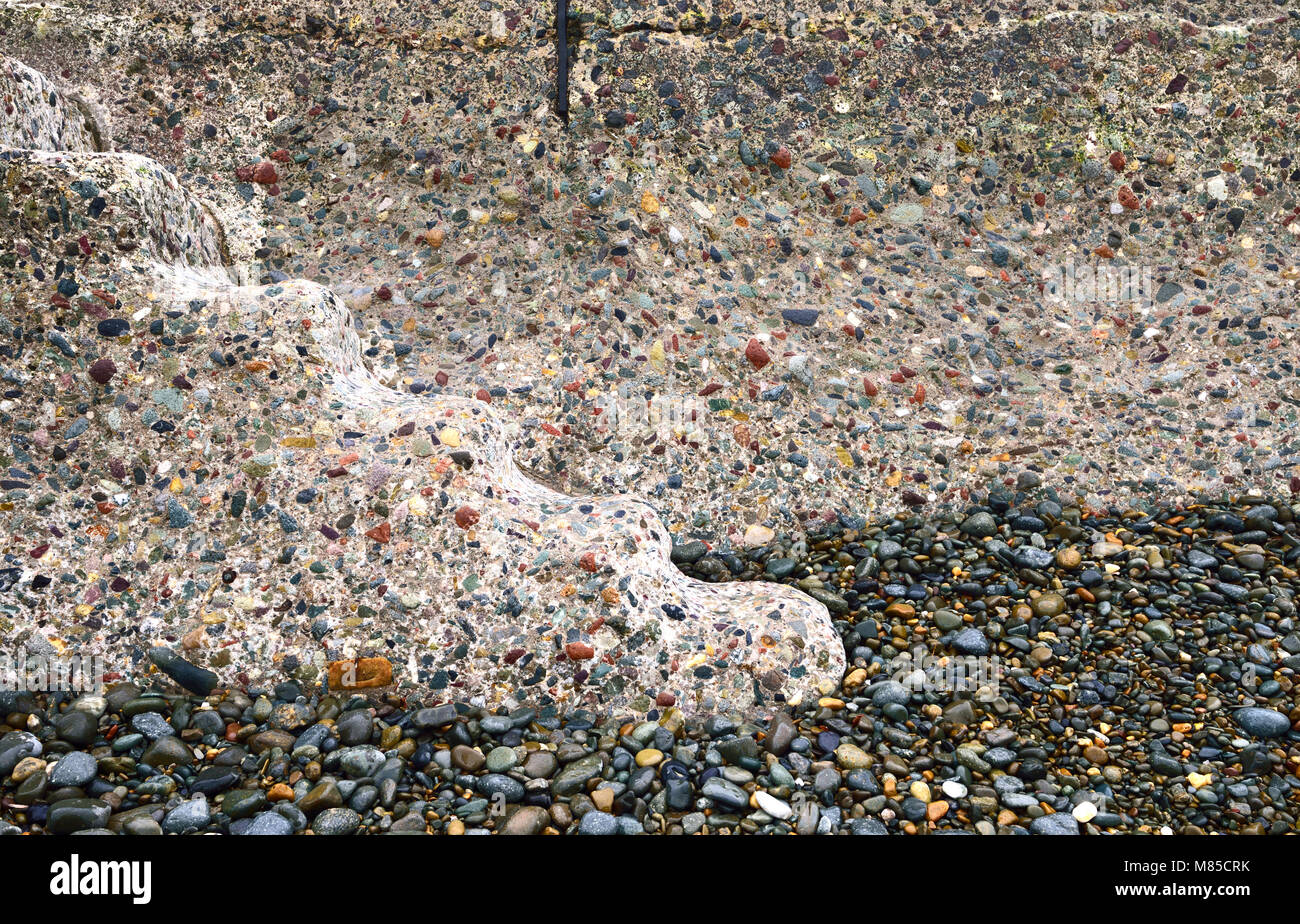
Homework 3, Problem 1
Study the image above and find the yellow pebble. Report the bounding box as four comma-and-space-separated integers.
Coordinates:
635, 748, 664, 767
842, 668, 867, 690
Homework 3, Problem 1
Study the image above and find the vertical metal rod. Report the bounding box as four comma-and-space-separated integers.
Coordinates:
556, 0, 569, 123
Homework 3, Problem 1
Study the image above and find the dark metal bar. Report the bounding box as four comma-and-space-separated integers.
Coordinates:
556, 0, 569, 123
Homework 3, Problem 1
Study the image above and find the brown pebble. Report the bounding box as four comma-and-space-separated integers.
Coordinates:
88, 357, 117, 385
325, 657, 392, 690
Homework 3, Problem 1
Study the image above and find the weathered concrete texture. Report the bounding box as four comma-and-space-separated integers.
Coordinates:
11, 0, 1290, 524
0, 56, 842, 716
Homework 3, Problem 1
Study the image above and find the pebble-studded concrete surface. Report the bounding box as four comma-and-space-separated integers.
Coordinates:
7, 1, 1298, 517
1, 2, 1299, 729
0, 64, 842, 722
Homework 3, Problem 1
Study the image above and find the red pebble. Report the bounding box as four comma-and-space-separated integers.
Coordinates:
454, 506, 480, 529
252, 162, 279, 185
565, 642, 595, 660
744, 337, 770, 370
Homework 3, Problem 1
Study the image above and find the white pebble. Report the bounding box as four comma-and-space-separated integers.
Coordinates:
942, 780, 968, 799
755, 791, 792, 820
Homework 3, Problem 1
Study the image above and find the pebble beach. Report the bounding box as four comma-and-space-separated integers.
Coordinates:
3, 498, 1299, 836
